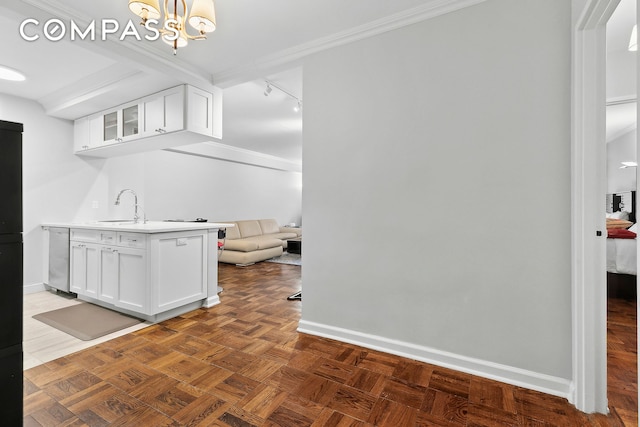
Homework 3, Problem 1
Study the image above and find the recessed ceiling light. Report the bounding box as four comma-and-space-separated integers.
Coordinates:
0, 65, 26, 82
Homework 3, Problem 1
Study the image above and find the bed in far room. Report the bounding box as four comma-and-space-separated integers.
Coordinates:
606, 191, 637, 299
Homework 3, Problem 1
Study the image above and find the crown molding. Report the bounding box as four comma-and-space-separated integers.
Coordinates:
213, 0, 488, 86
606, 95, 637, 106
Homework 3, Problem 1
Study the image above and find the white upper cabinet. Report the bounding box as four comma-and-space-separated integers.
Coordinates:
85, 103, 142, 147
141, 86, 184, 136
186, 85, 215, 136
74, 84, 221, 158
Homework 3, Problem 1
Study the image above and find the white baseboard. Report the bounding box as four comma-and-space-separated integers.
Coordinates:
298, 320, 572, 400
203, 294, 221, 308
23, 282, 46, 295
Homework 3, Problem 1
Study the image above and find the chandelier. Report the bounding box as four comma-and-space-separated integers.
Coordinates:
128, 0, 216, 54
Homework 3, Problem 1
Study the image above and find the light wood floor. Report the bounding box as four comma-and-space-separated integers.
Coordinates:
23, 264, 637, 426
23, 289, 151, 370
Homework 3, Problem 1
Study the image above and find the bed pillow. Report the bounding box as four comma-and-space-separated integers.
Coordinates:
629, 223, 638, 233
606, 219, 634, 229
607, 228, 637, 239
606, 211, 630, 220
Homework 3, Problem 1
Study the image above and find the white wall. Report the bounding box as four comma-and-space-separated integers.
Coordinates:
607, 129, 637, 193
0, 94, 106, 292
607, 51, 637, 100
105, 150, 303, 225
301, 0, 572, 395
146, 151, 302, 224
0, 94, 302, 291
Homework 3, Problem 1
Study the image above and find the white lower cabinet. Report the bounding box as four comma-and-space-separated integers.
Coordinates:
151, 232, 207, 313
70, 231, 149, 314
69, 241, 99, 298
113, 247, 147, 313
98, 245, 147, 312
69, 228, 207, 320
98, 246, 118, 305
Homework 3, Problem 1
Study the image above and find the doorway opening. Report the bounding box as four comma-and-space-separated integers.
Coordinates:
604, 0, 638, 420
572, 0, 638, 414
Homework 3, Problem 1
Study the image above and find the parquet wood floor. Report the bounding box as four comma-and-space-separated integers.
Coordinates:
24, 262, 637, 426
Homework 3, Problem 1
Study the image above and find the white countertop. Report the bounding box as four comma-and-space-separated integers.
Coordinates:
42, 221, 235, 234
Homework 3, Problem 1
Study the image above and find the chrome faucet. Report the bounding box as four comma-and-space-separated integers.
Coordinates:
114, 189, 145, 223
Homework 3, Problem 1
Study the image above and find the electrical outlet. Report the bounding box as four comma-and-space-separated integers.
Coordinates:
91, 200, 99, 209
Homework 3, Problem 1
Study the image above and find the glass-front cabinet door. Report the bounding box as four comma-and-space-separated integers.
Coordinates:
98, 104, 141, 145
122, 105, 139, 138
103, 111, 118, 142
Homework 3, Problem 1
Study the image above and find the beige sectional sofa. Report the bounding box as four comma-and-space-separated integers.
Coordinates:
218, 219, 302, 266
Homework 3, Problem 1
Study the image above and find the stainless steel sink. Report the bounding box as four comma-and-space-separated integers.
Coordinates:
97, 219, 135, 223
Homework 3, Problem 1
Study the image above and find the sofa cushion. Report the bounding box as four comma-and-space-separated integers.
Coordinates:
219, 245, 283, 265
223, 222, 241, 240
258, 219, 280, 235
221, 235, 284, 252
279, 226, 302, 237
223, 239, 259, 252
237, 220, 263, 238
267, 232, 298, 240
244, 236, 284, 249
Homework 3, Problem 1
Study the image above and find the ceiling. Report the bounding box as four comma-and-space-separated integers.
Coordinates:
1, 0, 454, 165
0, 0, 636, 162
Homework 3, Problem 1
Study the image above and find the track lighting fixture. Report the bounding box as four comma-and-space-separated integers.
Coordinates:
264, 80, 302, 113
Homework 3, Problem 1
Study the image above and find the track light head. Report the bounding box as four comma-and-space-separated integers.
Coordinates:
263, 79, 302, 113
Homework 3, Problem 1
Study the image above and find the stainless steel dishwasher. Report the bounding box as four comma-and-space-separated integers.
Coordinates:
46, 227, 70, 293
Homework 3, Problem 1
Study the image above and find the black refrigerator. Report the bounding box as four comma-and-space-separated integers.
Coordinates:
0, 120, 23, 423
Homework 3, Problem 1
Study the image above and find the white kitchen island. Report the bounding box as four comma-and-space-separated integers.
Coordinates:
42, 221, 233, 322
